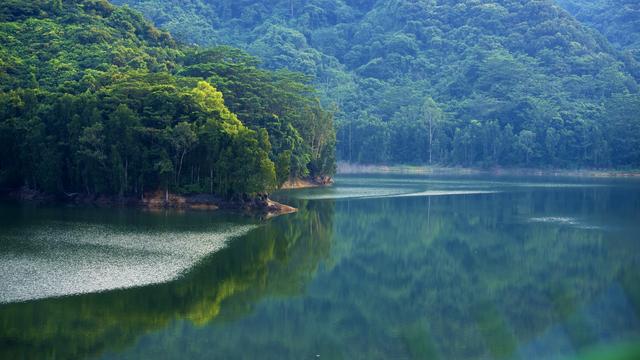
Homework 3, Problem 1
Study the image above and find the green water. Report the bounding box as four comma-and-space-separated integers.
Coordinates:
1, 174, 639, 359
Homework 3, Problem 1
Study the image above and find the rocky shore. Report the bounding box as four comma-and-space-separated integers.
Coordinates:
280, 176, 334, 189
3, 187, 297, 217
1, 175, 336, 216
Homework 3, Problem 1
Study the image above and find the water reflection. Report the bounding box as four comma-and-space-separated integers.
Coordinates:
1, 175, 640, 359
169, 177, 638, 359
0, 200, 334, 359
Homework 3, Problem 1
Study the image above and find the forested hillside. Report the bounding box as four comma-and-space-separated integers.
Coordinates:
116, 0, 640, 168
556, 0, 640, 62
0, 0, 335, 198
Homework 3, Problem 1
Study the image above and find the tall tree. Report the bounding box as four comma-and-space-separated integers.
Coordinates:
422, 97, 443, 165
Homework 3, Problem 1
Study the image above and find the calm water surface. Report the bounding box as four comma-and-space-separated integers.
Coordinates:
1, 174, 639, 359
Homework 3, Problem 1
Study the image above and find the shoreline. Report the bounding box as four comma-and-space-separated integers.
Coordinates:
1, 175, 338, 217
2, 188, 297, 218
280, 176, 334, 189
337, 163, 640, 178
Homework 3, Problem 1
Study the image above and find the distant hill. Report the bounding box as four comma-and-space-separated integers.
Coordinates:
556, 0, 640, 62
115, 0, 640, 168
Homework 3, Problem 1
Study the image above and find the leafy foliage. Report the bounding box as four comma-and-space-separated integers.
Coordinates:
116, 0, 640, 167
0, 0, 336, 197
556, 0, 640, 63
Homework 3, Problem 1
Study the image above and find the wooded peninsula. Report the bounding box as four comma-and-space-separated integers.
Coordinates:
0, 0, 336, 209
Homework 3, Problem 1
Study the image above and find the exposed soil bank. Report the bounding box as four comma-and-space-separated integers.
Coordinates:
280, 176, 334, 189
2, 188, 297, 217
337, 162, 640, 178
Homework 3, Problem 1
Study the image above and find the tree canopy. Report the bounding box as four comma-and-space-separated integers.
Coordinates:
0, 0, 336, 197
556, 0, 640, 63
116, 0, 640, 168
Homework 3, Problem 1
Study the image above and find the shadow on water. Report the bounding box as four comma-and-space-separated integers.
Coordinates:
0, 200, 335, 360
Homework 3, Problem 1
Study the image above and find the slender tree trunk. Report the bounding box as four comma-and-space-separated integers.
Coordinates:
124, 157, 128, 195
177, 150, 186, 186
349, 121, 352, 163
428, 118, 433, 165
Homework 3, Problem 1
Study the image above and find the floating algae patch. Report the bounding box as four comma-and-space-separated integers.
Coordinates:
0, 220, 256, 303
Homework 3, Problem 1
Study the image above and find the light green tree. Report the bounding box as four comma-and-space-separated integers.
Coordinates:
422, 97, 444, 165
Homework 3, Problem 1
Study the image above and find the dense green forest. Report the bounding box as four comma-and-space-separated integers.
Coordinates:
116, 0, 640, 168
0, 0, 336, 198
556, 0, 640, 62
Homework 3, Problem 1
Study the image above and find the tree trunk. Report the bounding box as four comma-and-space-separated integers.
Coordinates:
349, 121, 352, 163
428, 120, 433, 165
124, 157, 128, 195
177, 150, 186, 186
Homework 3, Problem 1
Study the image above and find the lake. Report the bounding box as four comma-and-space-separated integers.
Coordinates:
1, 174, 639, 359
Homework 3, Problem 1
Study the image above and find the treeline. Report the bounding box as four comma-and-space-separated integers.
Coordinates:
117, 0, 640, 168
343, 93, 640, 167
0, 0, 336, 197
